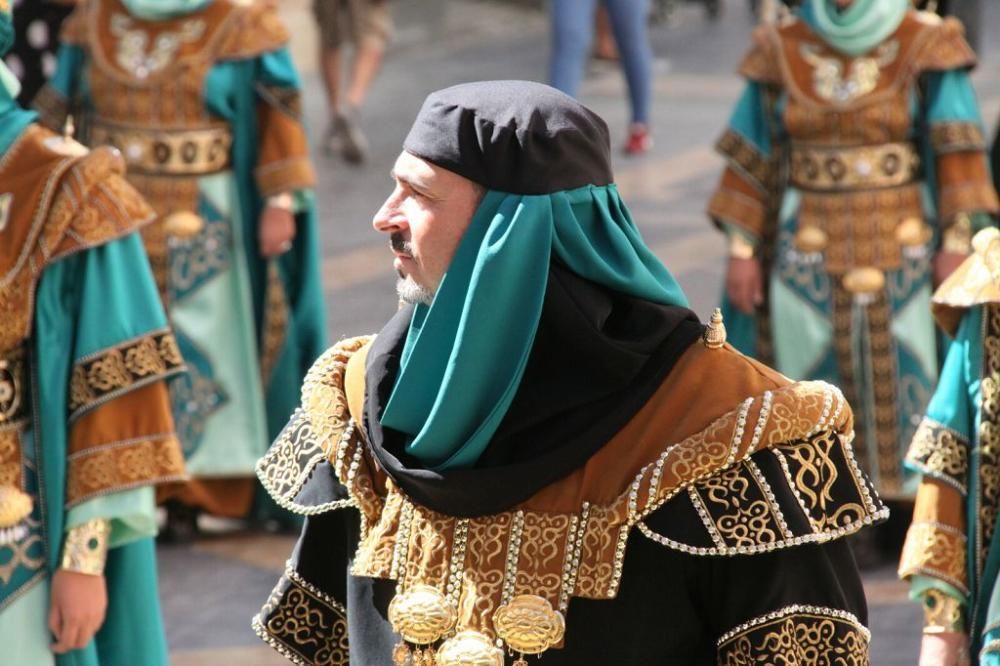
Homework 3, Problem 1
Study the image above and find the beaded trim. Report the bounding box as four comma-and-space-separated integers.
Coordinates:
716, 604, 871, 647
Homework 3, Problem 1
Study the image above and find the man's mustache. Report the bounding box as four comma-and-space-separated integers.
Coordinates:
390, 232, 413, 256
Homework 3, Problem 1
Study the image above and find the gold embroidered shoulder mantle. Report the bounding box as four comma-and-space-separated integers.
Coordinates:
258, 336, 888, 653
0, 124, 155, 352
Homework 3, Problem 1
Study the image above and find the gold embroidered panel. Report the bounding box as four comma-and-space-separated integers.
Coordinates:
716, 129, 775, 193
898, 520, 969, 595
976, 304, 1000, 581
68, 330, 184, 421
797, 184, 924, 274
254, 562, 350, 666
906, 418, 969, 494
640, 427, 885, 557
66, 433, 185, 506
716, 605, 871, 665
931, 122, 987, 154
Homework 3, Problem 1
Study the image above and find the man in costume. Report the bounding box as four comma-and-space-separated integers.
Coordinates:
899, 227, 1000, 665
708, 0, 998, 499
254, 80, 884, 665
34, 0, 328, 534
0, 2, 186, 663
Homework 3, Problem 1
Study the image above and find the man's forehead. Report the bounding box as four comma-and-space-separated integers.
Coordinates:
393, 151, 473, 191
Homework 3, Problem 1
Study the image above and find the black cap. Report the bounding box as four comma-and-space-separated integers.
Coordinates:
402, 80, 613, 195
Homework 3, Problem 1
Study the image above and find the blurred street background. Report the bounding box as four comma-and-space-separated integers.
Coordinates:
161, 0, 1000, 663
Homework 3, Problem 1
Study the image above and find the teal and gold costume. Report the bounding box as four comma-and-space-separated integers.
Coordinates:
707, 1, 998, 496
0, 5, 185, 661
35, 0, 327, 517
900, 228, 1000, 663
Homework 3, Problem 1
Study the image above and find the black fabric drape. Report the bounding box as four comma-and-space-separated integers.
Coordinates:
363, 261, 704, 517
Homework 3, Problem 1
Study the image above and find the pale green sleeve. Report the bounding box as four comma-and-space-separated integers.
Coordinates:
65, 487, 157, 549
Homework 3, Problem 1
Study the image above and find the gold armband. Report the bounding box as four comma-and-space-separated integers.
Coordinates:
728, 232, 756, 260
266, 192, 295, 212
942, 214, 973, 255
922, 588, 965, 634
60, 519, 110, 576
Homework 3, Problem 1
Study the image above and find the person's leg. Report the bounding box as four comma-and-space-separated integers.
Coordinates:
603, 0, 653, 126
549, 0, 598, 97
594, 5, 618, 61
345, 0, 390, 109
314, 0, 346, 112
319, 46, 342, 113
345, 44, 383, 109
314, 0, 347, 154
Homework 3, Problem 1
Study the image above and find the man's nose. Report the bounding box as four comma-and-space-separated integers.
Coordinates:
372, 193, 404, 232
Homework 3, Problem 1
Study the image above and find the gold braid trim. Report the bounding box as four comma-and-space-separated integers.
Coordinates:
899, 520, 969, 595
905, 418, 969, 494
716, 129, 775, 193
930, 122, 987, 154
253, 561, 350, 666
60, 519, 110, 576
717, 605, 870, 665
66, 433, 186, 507
68, 331, 184, 421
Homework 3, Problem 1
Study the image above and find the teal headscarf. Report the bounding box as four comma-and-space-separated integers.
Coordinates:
121, 0, 213, 21
0, 1, 38, 155
800, 0, 910, 56
379, 82, 688, 470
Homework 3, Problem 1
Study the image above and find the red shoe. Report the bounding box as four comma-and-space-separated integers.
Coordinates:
623, 124, 652, 156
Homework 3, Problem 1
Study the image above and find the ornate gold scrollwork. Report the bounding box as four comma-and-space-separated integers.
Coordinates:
435, 631, 504, 666
388, 585, 459, 646
493, 594, 566, 656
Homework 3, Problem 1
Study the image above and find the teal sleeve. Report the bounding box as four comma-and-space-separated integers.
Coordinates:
73, 233, 168, 360
922, 307, 979, 442
65, 487, 158, 548
256, 47, 303, 89
910, 573, 969, 607
727, 82, 773, 157
47, 44, 86, 100
924, 69, 986, 125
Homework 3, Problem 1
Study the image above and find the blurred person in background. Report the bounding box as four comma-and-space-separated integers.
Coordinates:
707, 0, 997, 525
4, 0, 76, 105
34, 0, 328, 541
0, 1, 185, 662
550, 0, 654, 155
314, 0, 392, 164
